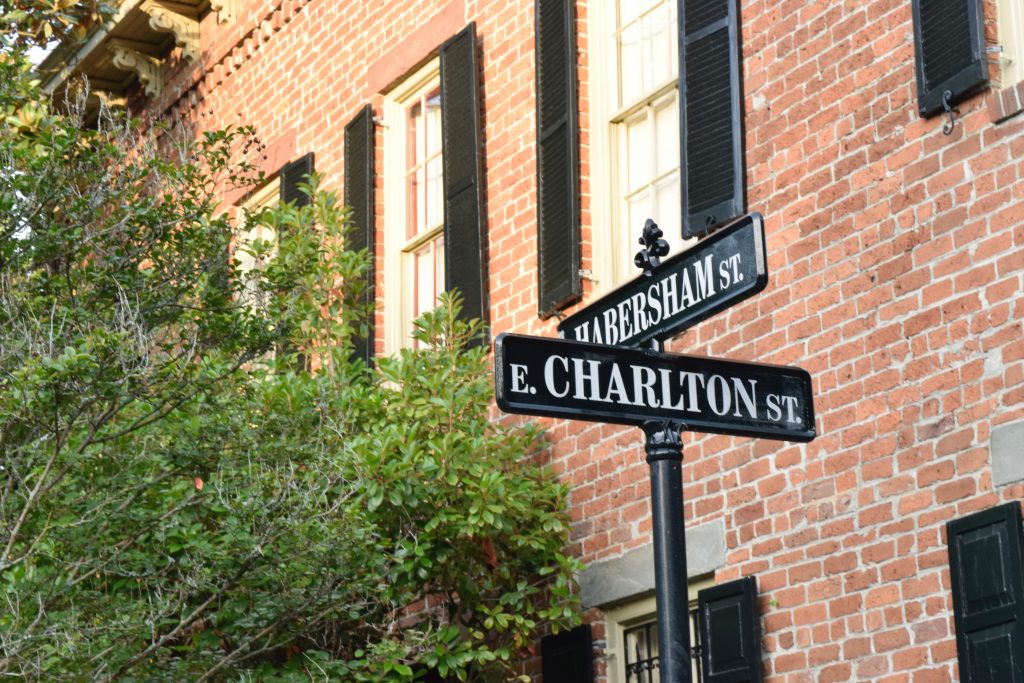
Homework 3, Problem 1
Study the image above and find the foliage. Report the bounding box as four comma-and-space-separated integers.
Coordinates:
0, 36, 580, 683
1, 1, 112, 48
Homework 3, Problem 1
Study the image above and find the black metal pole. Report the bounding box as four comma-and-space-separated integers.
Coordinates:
643, 420, 691, 683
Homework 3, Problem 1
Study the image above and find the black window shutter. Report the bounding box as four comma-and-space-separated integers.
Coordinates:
541, 624, 592, 683
535, 0, 581, 318
280, 152, 314, 207
344, 105, 375, 364
911, 0, 988, 117
440, 23, 488, 335
698, 576, 763, 683
276, 153, 315, 369
946, 502, 1024, 682
678, 0, 745, 239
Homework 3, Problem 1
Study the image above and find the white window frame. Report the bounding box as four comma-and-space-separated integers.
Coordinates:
603, 575, 713, 683
236, 177, 280, 312
382, 57, 444, 355
589, 0, 690, 295
997, 0, 1024, 88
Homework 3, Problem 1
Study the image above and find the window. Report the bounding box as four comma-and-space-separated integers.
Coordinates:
380, 24, 487, 354
604, 576, 764, 683
236, 155, 314, 311
234, 155, 313, 368
604, 577, 712, 683
589, 0, 745, 296
236, 177, 280, 312
590, 0, 685, 292
622, 612, 706, 683
383, 59, 445, 352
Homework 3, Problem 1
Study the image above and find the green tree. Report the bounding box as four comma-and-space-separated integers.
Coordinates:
0, 30, 580, 683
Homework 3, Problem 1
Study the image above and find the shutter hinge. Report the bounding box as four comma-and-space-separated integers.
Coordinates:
941, 90, 960, 136
578, 268, 593, 280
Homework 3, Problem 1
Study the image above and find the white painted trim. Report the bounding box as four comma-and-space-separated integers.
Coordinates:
588, 0, 618, 295
381, 58, 441, 355
602, 575, 713, 683
997, 0, 1024, 87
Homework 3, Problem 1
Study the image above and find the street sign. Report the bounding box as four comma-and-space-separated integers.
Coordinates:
557, 213, 767, 347
495, 332, 815, 442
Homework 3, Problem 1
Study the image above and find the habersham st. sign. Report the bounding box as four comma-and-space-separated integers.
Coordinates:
495, 333, 815, 442
557, 213, 767, 348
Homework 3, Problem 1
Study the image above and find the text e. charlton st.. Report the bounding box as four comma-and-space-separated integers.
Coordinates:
495, 333, 815, 442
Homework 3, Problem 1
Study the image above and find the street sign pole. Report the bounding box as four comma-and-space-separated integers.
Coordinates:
644, 420, 691, 683
495, 214, 816, 683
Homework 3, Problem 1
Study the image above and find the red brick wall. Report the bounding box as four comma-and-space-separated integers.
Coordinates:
129, 0, 1024, 680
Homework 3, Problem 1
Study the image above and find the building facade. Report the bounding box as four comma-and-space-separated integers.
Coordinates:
40, 0, 1024, 680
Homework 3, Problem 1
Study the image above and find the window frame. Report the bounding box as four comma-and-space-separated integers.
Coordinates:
996, 0, 1024, 88
588, 0, 688, 295
603, 575, 714, 683
382, 57, 444, 354
235, 176, 281, 313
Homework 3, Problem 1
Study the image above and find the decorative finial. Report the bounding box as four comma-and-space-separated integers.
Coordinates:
634, 218, 670, 277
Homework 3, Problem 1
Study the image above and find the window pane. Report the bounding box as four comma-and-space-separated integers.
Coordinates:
619, 21, 642, 104
407, 87, 443, 241
617, 0, 677, 107
618, 0, 663, 38
624, 622, 660, 683
655, 173, 683, 252
410, 233, 445, 323
434, 237, 445, 306
408, 99, 422, 162
625, 111, 652, 194
621, 609, 704, 683
426, 155, 443, 231
414, 241, 434, 319
425, 88, 442, 156
407, 167, 420, 241
654, 95, 679, 177
643, 3, 676, 87
627, 188, 652, 234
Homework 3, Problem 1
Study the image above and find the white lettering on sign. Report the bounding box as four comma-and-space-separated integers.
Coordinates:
511, 363, 531, 394
570, 254, 724, 345
516, 355, 803, 426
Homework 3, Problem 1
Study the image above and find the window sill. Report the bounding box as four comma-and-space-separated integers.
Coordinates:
986, 80, 1024, 123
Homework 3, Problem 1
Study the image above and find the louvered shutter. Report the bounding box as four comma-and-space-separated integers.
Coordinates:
911, 0, 988, 117
344, 105, 375, 364
679, 0, 745, 239
947, 502, 1024, 682
277, 154, 315, 369
698, 576, 763, 683
535, 0, 581, 318
280, 153, 314, 207
541, 624, 593, 683
440, 23, 488, 335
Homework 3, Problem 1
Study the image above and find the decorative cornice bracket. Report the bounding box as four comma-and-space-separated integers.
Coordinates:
108, 41, 163, 98
209, 0, 241, 24
140, 0, 200, 63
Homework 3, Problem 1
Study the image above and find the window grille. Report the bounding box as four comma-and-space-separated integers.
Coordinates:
624, 607, 703, 682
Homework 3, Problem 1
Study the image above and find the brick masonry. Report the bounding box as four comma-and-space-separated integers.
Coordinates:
109, 0, 1024, 680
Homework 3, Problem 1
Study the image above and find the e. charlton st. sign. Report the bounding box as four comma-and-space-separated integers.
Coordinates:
495, 332, 815, 442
